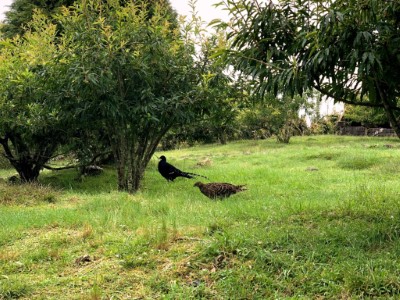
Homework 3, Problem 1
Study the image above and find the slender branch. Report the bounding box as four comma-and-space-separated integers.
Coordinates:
231, 1, 247, 22
312, 84, 400, 111
0, 135, 16, 162
42, 164, 78, 171
88, 151, 112, 165
230, 50, 286, 71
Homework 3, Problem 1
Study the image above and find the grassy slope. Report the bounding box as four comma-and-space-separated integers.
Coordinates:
1, 135, 400, 299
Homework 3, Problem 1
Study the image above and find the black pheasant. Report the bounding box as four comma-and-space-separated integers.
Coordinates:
158, 155, 208, 182
194, 182, 247, 199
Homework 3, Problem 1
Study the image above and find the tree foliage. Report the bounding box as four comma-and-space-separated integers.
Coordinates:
52, 0, 201, 192
0, 0, 206, 190
217, 0, 400, 137
0, 13, 66, 181
342, 105, 389, 127
0, 0, 75, 38
193, 35, 250, 145
162, 2, 256, 146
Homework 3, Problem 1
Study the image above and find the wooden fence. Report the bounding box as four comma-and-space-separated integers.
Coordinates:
336, 122, 396, 137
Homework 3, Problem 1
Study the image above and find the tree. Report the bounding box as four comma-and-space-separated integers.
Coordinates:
0, 0, 178, 39
216, 0, 400, 138
0, 13, 66, 181
193, 36, 249, 145
0, 0, 75, 38
54, 0, 202, 192
166, 1, 253, 146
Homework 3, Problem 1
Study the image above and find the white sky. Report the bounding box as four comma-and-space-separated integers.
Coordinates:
0, 0, 13, 21
170, 0, 228, 23
0, 0, 228, 23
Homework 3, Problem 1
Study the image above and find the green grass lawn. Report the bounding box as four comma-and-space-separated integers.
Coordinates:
1, 135, 400, 299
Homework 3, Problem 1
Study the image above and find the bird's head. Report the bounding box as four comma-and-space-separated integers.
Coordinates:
159, 155, 166, 161
194, 182, 203, 188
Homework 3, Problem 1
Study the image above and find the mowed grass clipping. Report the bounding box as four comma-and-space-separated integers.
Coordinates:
1, 135, 400, 299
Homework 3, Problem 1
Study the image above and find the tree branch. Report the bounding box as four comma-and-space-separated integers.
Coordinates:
0, 134, 16, 162
232, 51, 286, 72
312, 84, 400, 111
88, 151, 112, 165
42, 164, 78, 171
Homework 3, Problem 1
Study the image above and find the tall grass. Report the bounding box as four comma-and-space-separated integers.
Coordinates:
1, 135, 400, 299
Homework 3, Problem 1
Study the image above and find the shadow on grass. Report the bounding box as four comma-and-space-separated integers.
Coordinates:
39, 166, 118, 194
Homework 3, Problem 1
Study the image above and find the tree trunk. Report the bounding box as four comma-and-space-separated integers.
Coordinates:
0, 134, 54, 182
112, 125, 171, 194
219, 130, 228, 145
376, 85, 400, 139
382, 105, 400, 139
129, 162, 144, 193
14, 161, 41, 182
116, 160, 127, 191
111, 133, 129, 191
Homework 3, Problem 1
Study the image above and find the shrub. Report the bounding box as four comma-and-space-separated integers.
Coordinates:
342, 105, 390, 127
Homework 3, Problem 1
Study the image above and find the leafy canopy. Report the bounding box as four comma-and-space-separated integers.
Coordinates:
0, 12, 66, 181
0, 0, 75, 38
52, 0, 202, 192
217, 0, 400, 136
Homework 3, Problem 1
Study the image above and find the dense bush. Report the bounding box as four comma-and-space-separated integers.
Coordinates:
342, 105, 390, 127
160, 120, 239, 150
309, 114, 341, 135
160, 100, 310, 149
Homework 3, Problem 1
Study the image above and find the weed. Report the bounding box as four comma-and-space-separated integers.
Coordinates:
0, 182, 58, 206
81, 223, 94, 240
90, 283, 102, 300
0, 277, 32, 299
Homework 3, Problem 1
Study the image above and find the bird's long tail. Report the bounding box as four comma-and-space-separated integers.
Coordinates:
181, 171, 209, 180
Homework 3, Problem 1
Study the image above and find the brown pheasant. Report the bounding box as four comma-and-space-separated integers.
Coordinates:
193, 182, 247, 200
